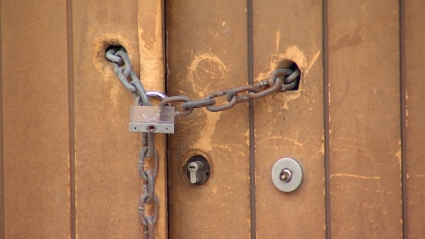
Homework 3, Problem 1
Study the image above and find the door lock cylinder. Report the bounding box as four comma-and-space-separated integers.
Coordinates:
188, 161, 205, 184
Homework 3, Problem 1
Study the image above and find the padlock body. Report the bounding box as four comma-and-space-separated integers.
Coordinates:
129, 105, 175, 133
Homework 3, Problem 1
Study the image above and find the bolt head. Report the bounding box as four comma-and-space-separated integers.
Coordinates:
279, 168, 292, 182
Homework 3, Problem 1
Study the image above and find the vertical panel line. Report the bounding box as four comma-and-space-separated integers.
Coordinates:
399, 0, 407, 237
322, 0, 331, 238
0, 0, 4, 237
247, 0, 255, 238
163, 1, 170, 238
66, 0, 76, 238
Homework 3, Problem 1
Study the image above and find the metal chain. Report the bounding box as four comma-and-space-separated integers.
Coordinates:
159, 68, 300, 116
138, 132, 159, 239
107, 47, 300, 117
106, 47, 151, 106
105, 47, 300, 238
106, 47, 158, 239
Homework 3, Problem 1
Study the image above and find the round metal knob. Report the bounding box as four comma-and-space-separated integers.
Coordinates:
272, 157, 303, 192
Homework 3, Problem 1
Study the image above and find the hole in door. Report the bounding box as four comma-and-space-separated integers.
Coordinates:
276, 59, 301, 91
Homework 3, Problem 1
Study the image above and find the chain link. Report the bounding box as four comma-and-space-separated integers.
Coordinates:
106, 47, 158, 239
106, 47, 300, 239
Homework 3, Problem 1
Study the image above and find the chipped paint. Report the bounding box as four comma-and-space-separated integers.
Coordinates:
254, 46, 321, 109
92, 35, 132, 107
330, 173, 381, 180
275, 30, 281, 52
407, 174, 425, 178
138, 0, 165, 91
193, 110, 222, 152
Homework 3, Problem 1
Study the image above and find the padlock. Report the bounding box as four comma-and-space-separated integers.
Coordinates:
129, 105, 175, 133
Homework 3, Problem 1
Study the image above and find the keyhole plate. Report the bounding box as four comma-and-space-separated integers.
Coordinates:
271, 157, 304, 192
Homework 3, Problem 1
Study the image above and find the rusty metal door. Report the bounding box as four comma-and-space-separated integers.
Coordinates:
1, 0, 425, 239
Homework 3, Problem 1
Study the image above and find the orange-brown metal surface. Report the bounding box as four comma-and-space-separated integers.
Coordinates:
1, 0, 71, 238
404, 1, 425, 237
327, 0, 402, 237
72, 0, 143, 237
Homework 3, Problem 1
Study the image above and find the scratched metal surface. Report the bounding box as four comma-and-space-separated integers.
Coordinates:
166, 0, 251, 238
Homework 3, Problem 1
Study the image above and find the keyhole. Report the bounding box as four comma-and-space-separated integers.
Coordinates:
146, 125, 157, 133
180, 151, 212, 187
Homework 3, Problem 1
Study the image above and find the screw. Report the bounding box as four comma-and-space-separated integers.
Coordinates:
279, 168, 292, 182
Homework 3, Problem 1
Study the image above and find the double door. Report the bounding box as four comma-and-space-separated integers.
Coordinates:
1, 0, 424, 238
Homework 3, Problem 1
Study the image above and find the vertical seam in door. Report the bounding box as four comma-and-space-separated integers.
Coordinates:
399, 0, 407, 237
164, 1, 170, 238
0, 0, 4, 236
247, 0, 256, 238
322, 0, 331, 238
66, 1, 76, 238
